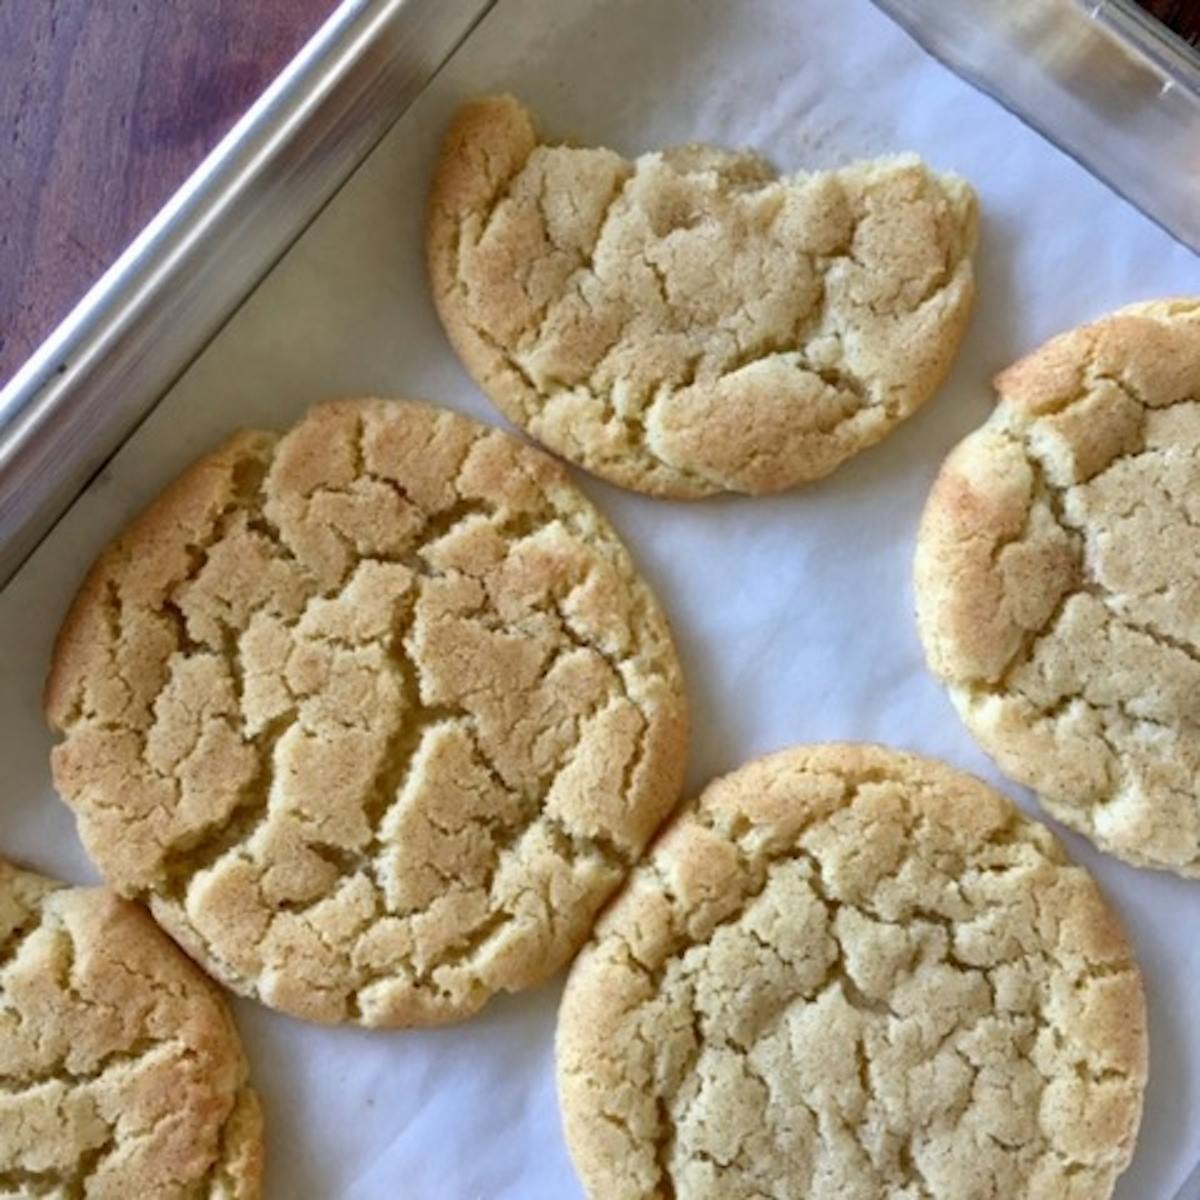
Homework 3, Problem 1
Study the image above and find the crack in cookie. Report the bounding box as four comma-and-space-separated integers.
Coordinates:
427, 95, 978, 498
915, 298, 1200, 873
45, 399, 689, 1026
556, 745, 1147, 1200
0, 859, 262, 1198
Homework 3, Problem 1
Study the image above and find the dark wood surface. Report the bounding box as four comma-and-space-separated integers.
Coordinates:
1, 1, 1196, 389
0, 1, 336, 387
1140, 0, 1200, 44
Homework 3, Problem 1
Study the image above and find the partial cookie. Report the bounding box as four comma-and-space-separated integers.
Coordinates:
916, 299, 1200, 874
0, 859, 262, 1198
427, 94, 978, 498
46, 398, 688, 1026
557, 744, 1147, 1200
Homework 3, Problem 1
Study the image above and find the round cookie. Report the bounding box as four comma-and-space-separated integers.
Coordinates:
427, 95, 978, 498
557, 744, 1147, 1200
916, 299, 1200, 874
45, 398, 688, 1026
0, 859, 262, 1197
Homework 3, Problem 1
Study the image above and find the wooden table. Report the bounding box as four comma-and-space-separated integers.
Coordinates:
1, 0, 1196, 389
0, 1, 336, 387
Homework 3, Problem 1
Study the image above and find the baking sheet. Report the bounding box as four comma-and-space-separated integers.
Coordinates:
2, 0, 1199, 1195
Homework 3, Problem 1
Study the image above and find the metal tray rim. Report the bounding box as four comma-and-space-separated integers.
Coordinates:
0, 0, 494, 589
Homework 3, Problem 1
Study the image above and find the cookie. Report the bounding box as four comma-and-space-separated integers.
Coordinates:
45, 398, 688, 1026
916, 299, 1200, 873
557, 744, 1146, 1200
427, 95, 978, 498
0, 859, 262, 1197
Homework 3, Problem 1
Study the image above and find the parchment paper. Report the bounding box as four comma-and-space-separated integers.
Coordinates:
2, 0, 1198, 1195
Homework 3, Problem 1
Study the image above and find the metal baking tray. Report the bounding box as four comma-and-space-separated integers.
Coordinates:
0, 0, 495, 587
3, 0, 1199, 587
2, 0, 1199, 1195
874, 0, 1200, 255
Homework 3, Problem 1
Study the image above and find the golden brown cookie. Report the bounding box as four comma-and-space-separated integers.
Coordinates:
557, 744, 1146, 1200
0, 859, 262, 1198
45, 398, 688, 1026
427, 94, 978, 498
916, 299, 1200, 874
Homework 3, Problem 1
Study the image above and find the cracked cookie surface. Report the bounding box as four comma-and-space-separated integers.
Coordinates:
556, 744, 1146, 1200
427, 95, 978, 498
916, 299, 1200, 874
45, 398, 688, 1026
0, 859, 262, 1199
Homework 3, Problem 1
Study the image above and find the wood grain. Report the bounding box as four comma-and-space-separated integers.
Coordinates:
0, 0, 335, 386
1, 1, 1197, 388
